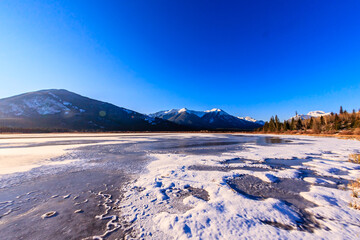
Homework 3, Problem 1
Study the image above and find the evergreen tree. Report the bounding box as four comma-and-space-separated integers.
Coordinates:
334, 114, 340, 130
286, 121, 290, 131
275, 115, 281, 131
290, 118, 295, 130
283, 120, 290, 131
260, 105, 360, 134
309, 117, 314, 129
282, 120, 287, 131
269, 116, 276, 132
263, 122, 269, 132
351, 113, 356, 128
296, 118, 303, 130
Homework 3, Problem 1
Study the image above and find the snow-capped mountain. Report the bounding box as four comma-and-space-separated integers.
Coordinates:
149, 108, 263, 130
289, 110, 331, 121
0, 89, 186, 131
0, 90, 264, 131
237, 116, 265, 125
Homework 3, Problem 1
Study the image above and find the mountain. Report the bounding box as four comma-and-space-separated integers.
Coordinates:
289, 110, 331, 121
0, 89, 187, 131
149, 108, 263, 130
237, 116, 265, 125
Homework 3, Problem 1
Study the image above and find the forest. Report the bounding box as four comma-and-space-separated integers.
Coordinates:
260, 107, 360, 135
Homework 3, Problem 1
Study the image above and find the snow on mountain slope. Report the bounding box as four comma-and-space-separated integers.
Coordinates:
238, 116, 265, 125
290, 111, 331, 121
307, 111, 331, 117
179, 108, 207, 118
150, 108, 208, 119
24, 95, 70, 115
150, 108, 228, 119
150, 108, 263, 130
0, 92, 72, 117
204, 108, 229, 116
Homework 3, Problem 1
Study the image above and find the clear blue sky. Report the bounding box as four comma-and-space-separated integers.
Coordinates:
1, 0, 360, 120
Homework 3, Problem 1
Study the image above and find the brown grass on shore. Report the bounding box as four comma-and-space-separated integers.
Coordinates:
349, 179, 360, 210
348, 153, 360, 210
349, 154, 360, 164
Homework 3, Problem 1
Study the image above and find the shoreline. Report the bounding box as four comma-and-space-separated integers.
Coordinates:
1, 131, 359, 141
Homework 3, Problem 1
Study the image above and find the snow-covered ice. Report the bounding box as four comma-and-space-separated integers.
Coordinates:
120, 134, 360, 239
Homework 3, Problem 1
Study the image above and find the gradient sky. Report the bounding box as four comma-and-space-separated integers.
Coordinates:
1, 0, 360, 120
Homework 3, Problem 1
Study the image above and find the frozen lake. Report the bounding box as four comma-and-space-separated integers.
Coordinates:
0, 133, 359, 239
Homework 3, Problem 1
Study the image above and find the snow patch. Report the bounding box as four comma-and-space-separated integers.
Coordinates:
23, 96, 69, 115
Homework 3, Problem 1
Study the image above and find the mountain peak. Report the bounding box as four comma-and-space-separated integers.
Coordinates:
307, 110, 327, 116
238, 116, 265, 125
149, 108, 262, 130
290, 110, 330, 120
206, 108, 222, 112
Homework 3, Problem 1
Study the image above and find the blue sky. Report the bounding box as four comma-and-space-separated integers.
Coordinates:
1, 0, 360, 120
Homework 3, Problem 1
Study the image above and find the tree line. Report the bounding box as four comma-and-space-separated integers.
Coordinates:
259, 107, 360, 135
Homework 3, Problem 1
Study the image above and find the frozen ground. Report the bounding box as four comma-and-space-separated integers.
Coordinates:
0, 133, 359, 239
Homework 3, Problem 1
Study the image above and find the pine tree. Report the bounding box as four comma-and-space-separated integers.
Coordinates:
283, 120, 290, 131
269, 116, 276, 132
263, 122, 269, 132
334, 114, 340, 130
351, 113, 356, 128
309, 117, 314, 129
282, 120, 287, 131
286, 121, 290, 131
290, 118, 295, 130
275, 115, 281, 132
296, 118, 302, 130
340, 106, 344, 114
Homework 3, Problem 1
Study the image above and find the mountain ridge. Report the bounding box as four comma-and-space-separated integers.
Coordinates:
149, 108, 263, 130
0, 89, 263, 131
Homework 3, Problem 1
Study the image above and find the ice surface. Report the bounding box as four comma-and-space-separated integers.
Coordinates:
1, 133, 360, 239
